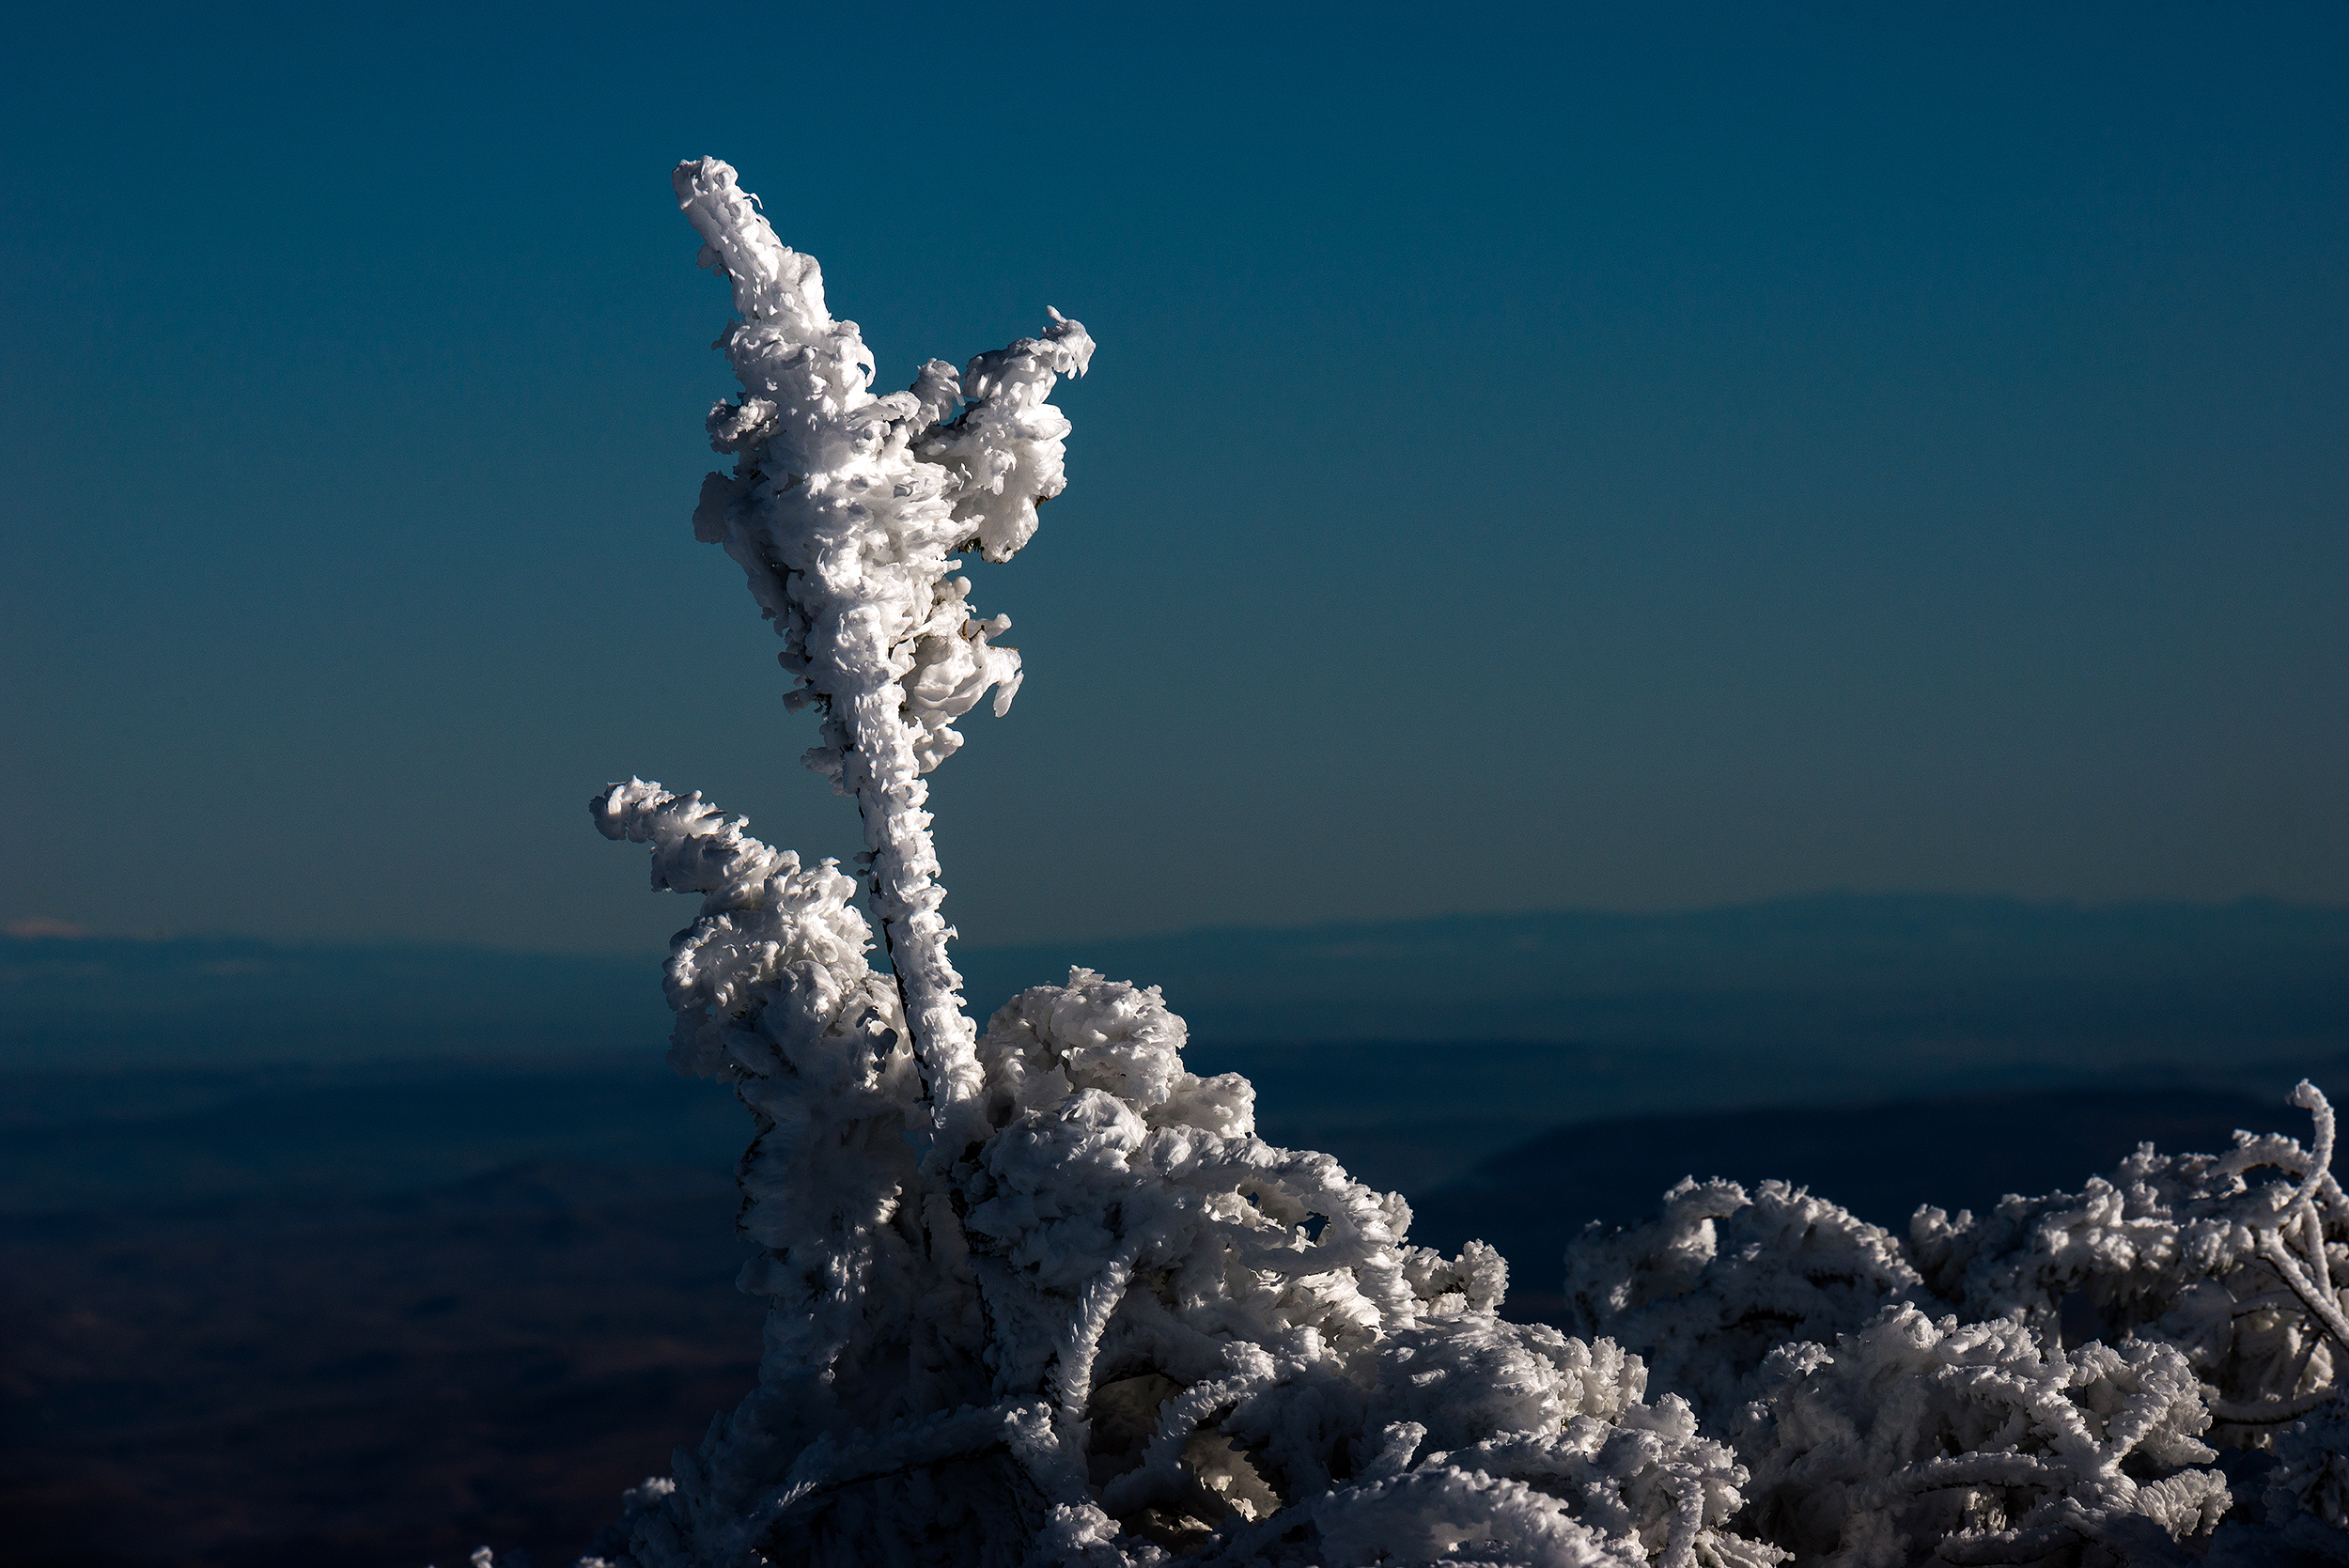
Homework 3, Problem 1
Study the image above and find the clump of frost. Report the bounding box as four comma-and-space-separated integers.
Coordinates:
574, 155, 2348, 1568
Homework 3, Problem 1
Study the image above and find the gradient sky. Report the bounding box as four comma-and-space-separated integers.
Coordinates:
4, 2, 2345, 955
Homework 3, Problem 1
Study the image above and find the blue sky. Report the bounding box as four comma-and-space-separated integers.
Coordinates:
3, 2, 2344, 954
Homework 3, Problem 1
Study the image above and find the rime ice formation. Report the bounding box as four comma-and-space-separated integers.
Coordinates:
579, 160, 2347, 1566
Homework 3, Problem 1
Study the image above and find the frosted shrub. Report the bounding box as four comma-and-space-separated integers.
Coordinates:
1906, 1082, 2347, 1434
1735, 1308, 2229, 1565
1562, 1093, 2345, 1564
580, 159, 2343, 1566
1561, 1181, 1924, 1424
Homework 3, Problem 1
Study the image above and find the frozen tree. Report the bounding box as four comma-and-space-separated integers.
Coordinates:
583, 161, 1781, 1568
578, 158, 2345, 1566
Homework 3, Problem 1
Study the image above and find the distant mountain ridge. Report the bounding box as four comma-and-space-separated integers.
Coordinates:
957, 891, 2349, 1045
6, 893, 2344, 1074
0, 932, 666, 1069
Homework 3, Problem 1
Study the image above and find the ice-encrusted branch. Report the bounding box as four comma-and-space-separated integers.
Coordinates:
672, 156, 1091, 1139
2257, 1081, 2349, 1356
590, 778, 889, 1080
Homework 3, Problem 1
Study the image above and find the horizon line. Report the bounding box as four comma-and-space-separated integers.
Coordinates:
9, 887, 2348, 958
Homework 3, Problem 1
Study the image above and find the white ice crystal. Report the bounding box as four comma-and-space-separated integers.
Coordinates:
576, 157, 2348, 1567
